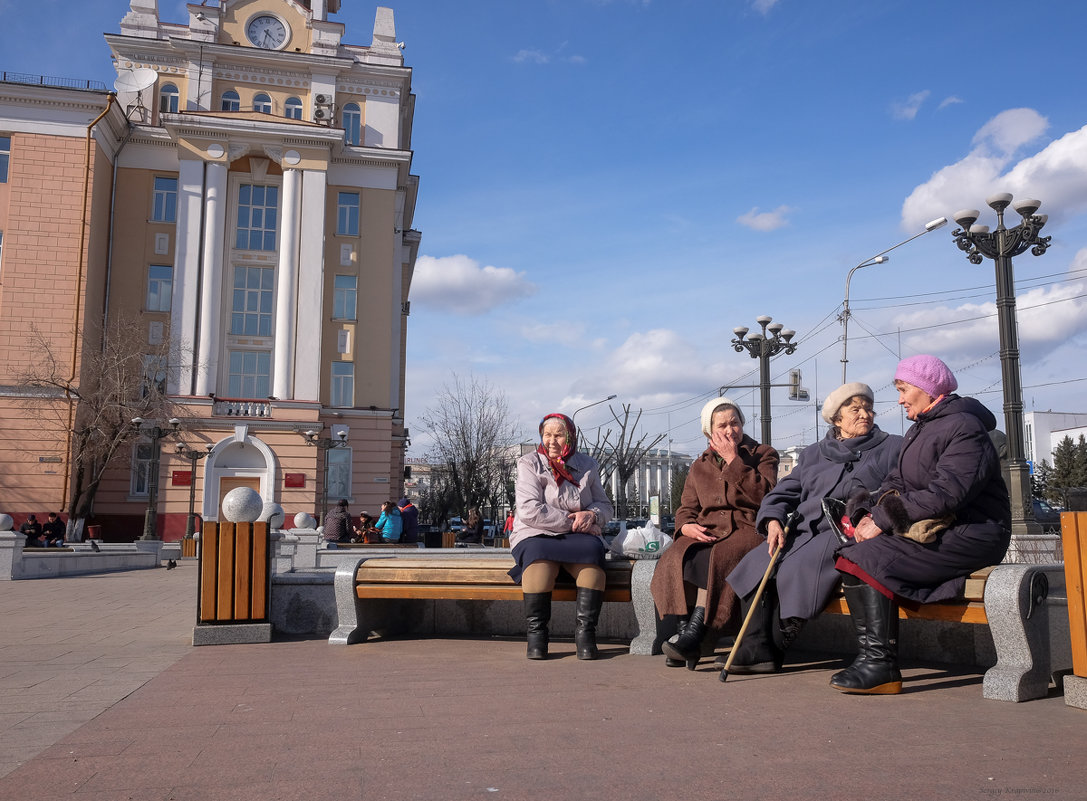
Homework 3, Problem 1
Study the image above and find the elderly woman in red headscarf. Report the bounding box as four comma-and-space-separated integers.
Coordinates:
509, 413, 614, 661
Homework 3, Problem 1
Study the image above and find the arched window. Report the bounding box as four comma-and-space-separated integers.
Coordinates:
221, 90, 240, 112
342, 102, 361, 146
253, 93, 272, 114
159, 83, 179, 114
284, 96, 303, 120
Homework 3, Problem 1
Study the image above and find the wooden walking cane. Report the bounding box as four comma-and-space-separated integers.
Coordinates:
719, 513, 797, 683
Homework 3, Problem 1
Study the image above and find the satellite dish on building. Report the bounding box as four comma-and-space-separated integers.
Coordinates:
114, 68, 158, 121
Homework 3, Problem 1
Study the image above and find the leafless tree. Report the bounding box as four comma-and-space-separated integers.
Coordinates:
18, 315, 184, 538
584, 403, 665, 519
418, 374, 518, 522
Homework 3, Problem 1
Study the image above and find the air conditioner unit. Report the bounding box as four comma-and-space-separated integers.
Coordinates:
314, 107, 329, 120
315, 94, 329, 104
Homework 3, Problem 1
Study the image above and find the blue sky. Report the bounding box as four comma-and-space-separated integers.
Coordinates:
5, 0, 1087, 459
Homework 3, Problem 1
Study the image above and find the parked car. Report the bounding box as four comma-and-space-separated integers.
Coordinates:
1032, 499, 1062, 533
659, 514, 675, 535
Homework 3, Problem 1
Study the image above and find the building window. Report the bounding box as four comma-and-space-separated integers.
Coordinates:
327, 447, 352, 499
131, 441, 153, 496
231, 265, 274, 336
253, 93, 272, 114
142, 355, 167, 397
337, 192, 359, 236
0, 135, 9, 183
221, 90, 240, 112
333, 275, 357, 320
160, 84, 179, 113
330, 362, 354, 407
227, 350, 271, 399
235, 184, 279, 251
285, 96, 303, 120
342, 103, 361, 146
151, 177, 177, 223
147, 265, 173, 312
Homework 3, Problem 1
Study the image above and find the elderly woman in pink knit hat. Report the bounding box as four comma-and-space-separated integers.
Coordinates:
831, 354, 1010, 695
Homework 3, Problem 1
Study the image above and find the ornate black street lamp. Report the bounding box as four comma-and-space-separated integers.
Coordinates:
301, 427, 350, 521
951, 193, 1051, 538
131, 417, 180, 540
731, 316, 797, 447
174, 441, 214, 538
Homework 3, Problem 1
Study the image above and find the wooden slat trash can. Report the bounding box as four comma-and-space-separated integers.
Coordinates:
1061, 511, 1087, 709
192, 520, 272, 645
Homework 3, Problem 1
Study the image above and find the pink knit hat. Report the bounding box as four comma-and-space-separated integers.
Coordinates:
894, 354, 957, 398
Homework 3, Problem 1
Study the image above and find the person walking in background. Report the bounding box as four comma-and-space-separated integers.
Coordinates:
398, 497, 419, 544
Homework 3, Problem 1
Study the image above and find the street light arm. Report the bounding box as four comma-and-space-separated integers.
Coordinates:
572, 394, 617, 422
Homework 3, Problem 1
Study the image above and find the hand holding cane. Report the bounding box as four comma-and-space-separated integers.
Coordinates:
719, 513, 795, 683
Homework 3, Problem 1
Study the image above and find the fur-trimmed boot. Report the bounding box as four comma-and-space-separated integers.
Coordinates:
829, 577, 902, 694
524, 592, 552, 660
662, 605, 706, 670
574, 587, 605, 660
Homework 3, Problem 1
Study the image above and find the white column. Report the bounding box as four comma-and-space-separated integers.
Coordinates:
273, 168, 302, 400
294, 169, 326, 401
171, 157, 205, 394
195, 161, 227, 397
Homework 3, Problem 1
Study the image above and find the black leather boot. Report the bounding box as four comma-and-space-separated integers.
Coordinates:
662, 605, 706, 670
723, 587, 783, 674
830, 579, 901, 694
524, 592, 552, 660
665, 614, 690, 667
574, 587, 605, 660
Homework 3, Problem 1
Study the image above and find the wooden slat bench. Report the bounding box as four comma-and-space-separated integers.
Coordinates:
329, 555, 641, 646
821, 567, 993, 624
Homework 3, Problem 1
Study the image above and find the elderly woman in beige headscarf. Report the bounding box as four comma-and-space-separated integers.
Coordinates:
650, 397, 778, 670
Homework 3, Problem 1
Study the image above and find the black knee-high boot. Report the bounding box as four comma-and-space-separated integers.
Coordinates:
662, 605, 706, 670
724, 586, 783, 674
574, 587, 604, 660
829, 577, 901, 694
524, 592, 552, 660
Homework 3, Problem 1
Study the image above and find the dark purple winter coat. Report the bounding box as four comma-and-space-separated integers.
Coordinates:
838, 394, 1011, 604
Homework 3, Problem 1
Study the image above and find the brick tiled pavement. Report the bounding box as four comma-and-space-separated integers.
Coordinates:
2, 562, 1085, 800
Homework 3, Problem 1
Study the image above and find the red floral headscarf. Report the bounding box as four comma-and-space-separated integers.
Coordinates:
537, 413, 578, 487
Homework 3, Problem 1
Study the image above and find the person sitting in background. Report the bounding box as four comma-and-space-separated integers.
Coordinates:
457, 507, 484, 544
352, 512, 376, 542
374, 500, 403, 543
322, 499, 353, 548
19, 515, 46, 547
398, 497, 419, 544
42, 512, 66, 547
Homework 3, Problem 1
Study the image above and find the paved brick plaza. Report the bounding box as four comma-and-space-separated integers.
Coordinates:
1, 562, 1084, 800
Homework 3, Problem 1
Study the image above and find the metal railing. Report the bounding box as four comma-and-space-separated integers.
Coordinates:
0, 71, 108, 91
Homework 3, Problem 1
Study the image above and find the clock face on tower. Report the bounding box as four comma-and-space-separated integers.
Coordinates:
246, 15, 288, 49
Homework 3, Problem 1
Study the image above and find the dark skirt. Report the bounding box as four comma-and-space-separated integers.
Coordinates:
681, 542, 714, 588
508, 533, 607, 584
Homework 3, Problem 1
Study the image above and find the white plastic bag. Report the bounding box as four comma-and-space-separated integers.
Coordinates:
608, 518, 672, 559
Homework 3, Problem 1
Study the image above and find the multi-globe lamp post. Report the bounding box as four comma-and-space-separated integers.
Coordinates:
130, 416, 180, 540
731, 316, 797, 447
174, 441, 214, 538
951, 193, 1051, 539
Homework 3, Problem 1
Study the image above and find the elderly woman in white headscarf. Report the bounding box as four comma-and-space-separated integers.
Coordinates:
649, 397, 778, 670
724, 382, 901, 675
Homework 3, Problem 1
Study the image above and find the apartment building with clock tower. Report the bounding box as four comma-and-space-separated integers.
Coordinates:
0, 0, 420, 539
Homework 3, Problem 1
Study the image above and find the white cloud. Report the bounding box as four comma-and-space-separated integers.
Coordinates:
938, 95, 964, 110
520, 321, 589, 347
598, 329, 727, 397
752, 0, 780, 14
891, 90, 931, 121
513, 49, 549, 64
897, 108, 1087, 231
410, 254, 537, 315
737, 205, 793, 232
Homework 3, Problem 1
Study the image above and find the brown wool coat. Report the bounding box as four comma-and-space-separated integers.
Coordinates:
651, 436, 778, 631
